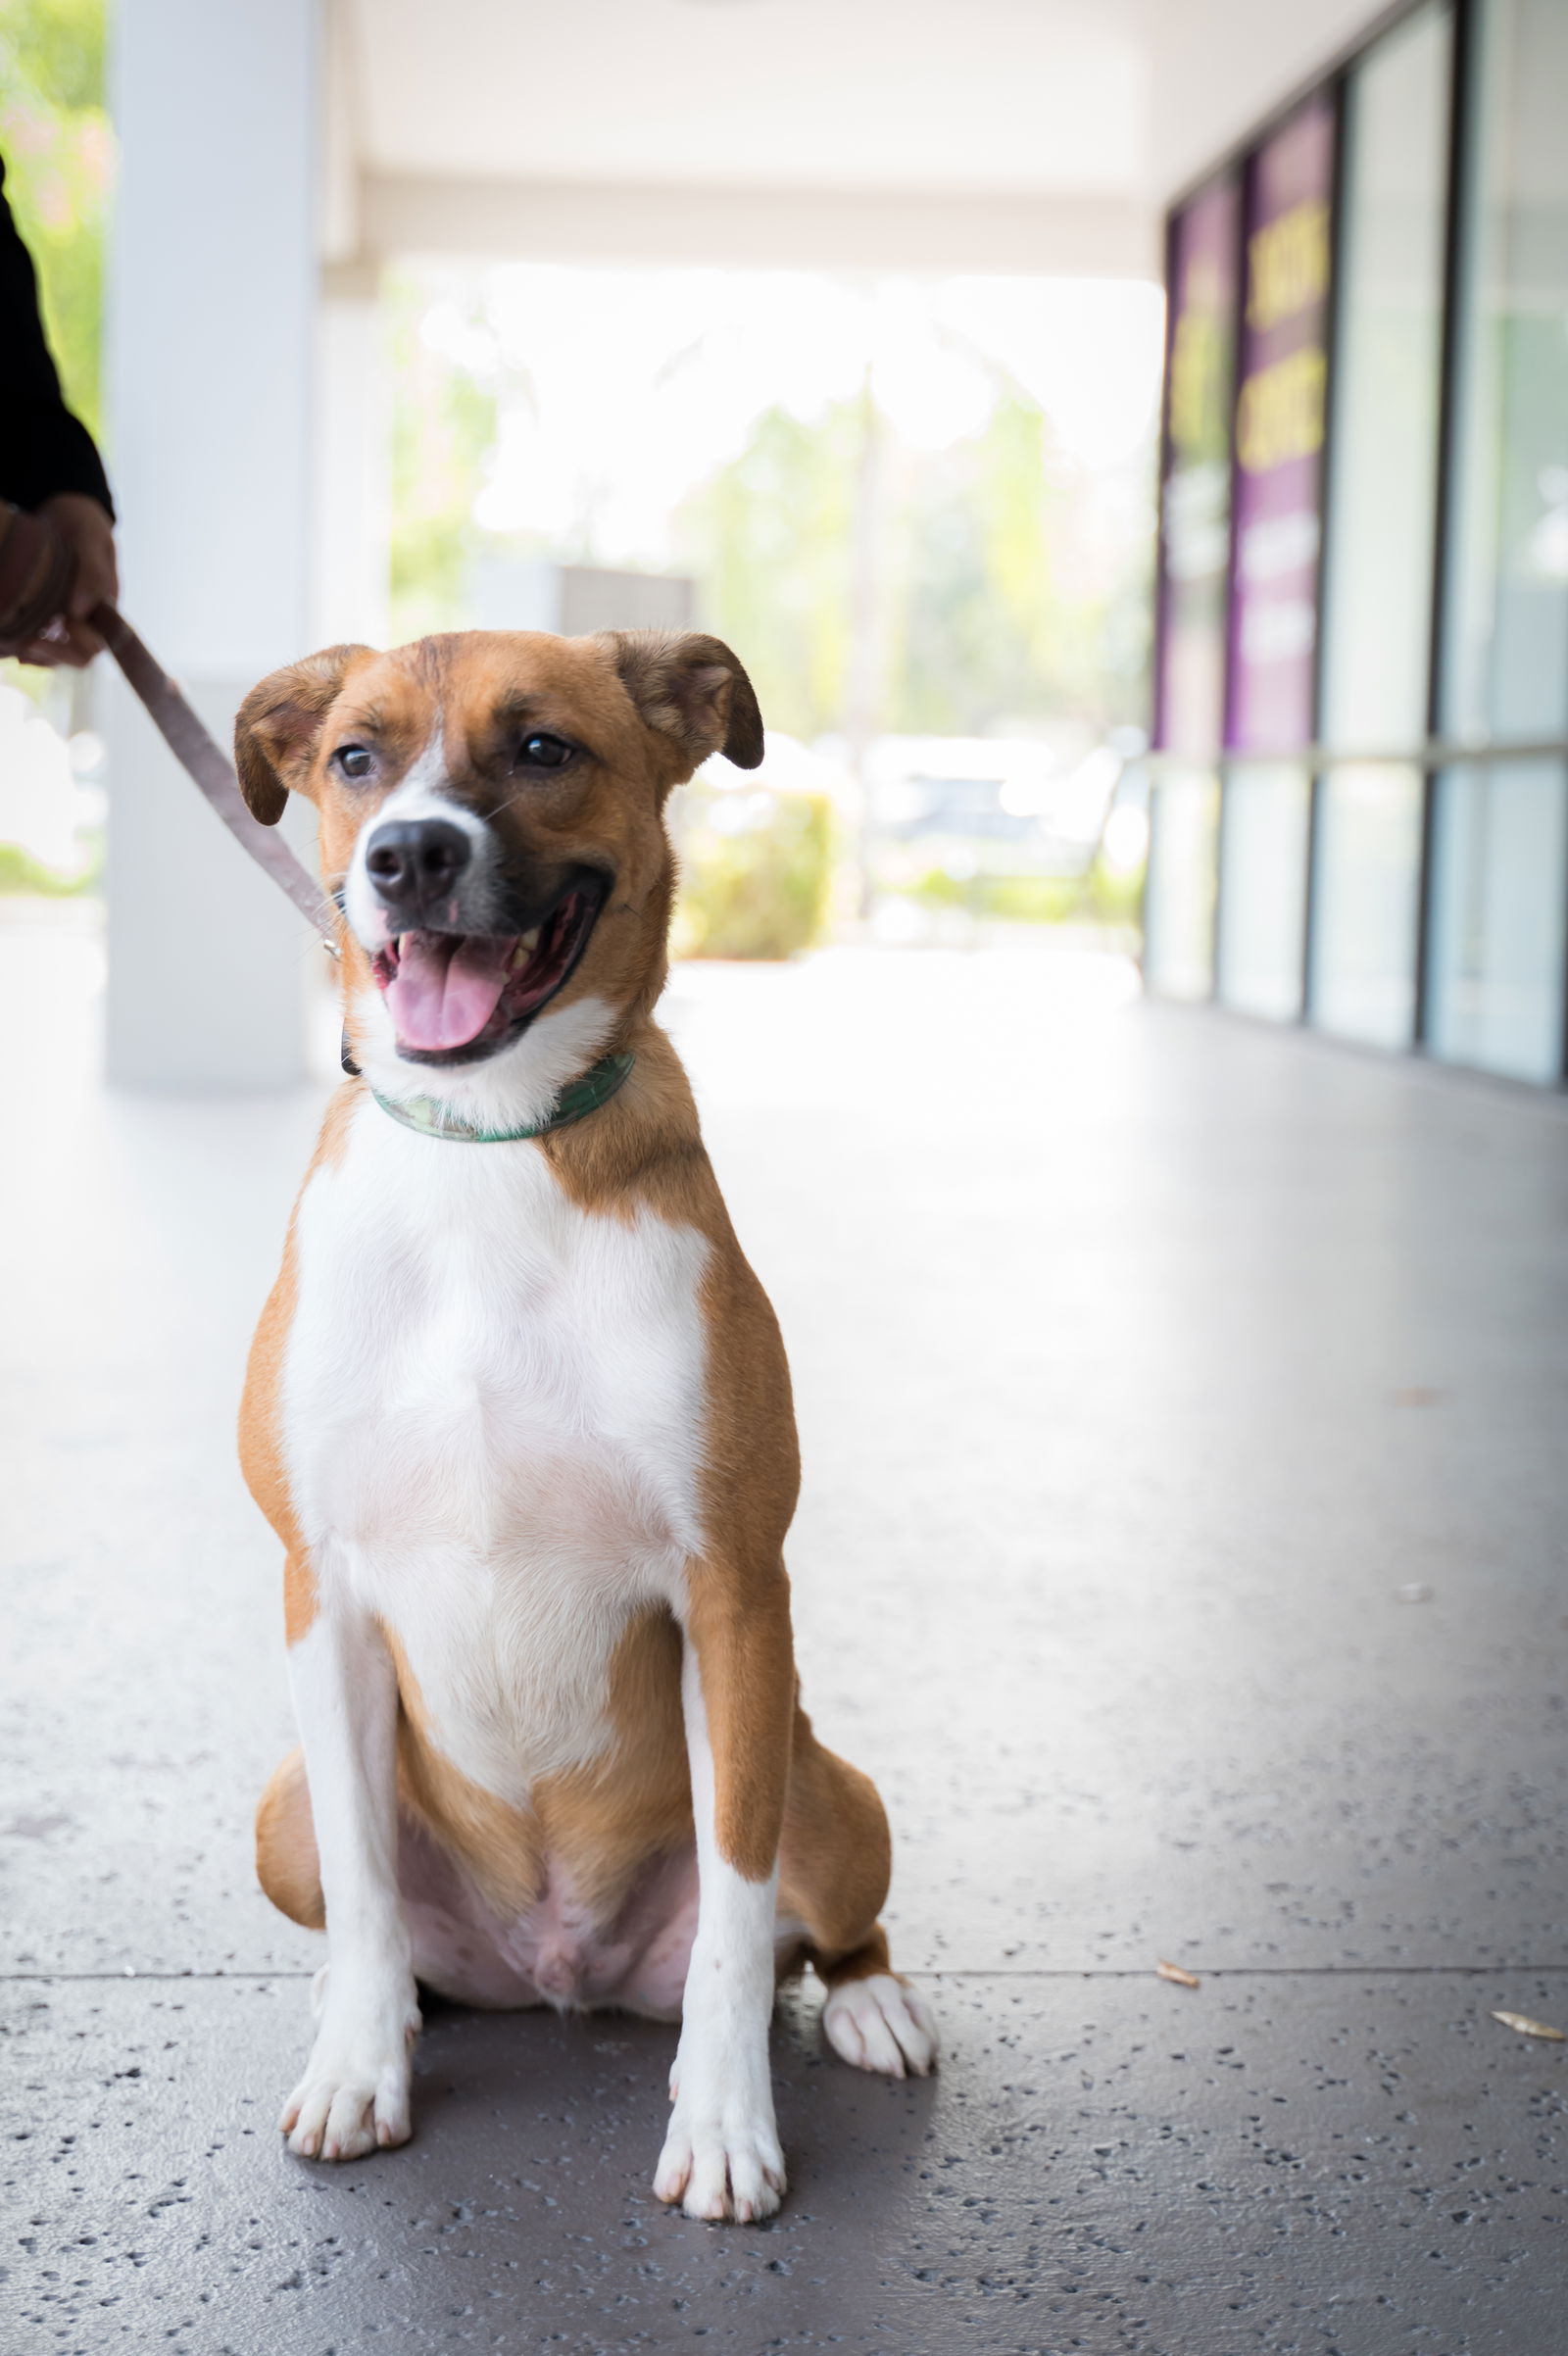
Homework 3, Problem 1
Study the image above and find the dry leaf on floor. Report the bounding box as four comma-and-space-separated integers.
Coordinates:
1491, 2009, 1565, 2040
1156, 1958, 1200, 1988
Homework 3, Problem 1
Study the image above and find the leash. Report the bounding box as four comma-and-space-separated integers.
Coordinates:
0, 501, 333, 943
92, 603, 336, 940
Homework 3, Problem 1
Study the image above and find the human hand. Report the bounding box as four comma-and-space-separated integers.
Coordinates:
17, 493, 119, 667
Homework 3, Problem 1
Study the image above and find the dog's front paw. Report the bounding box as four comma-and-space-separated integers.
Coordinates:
654, 2089, 786, 2223
281, 2045, 415, 2160
281, 1979, 420, 2161
822, 1972, 937, 2078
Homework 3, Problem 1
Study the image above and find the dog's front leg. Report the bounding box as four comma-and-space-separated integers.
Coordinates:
657, 1569, 794, 2223
279, 1592, 420, 2161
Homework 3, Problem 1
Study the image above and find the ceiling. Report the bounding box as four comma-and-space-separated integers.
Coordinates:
341, 0, 1386, 273
352, 0, 1146, 194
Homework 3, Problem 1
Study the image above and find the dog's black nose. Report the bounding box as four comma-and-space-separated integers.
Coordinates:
365, 818, 471, 918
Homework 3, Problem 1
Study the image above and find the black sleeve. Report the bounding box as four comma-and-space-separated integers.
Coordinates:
0, 152, 115, 519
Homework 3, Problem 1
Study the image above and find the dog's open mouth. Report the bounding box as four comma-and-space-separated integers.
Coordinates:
370, 876, 607, 1062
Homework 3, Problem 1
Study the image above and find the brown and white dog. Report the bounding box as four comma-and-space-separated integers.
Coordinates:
234, 627, 935, 2223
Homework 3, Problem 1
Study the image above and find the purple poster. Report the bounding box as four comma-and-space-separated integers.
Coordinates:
1225, 95, 1337, 753
1154, 175, 1241, 755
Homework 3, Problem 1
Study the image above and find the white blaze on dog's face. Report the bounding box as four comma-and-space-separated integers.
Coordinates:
234, 629, 762, 1074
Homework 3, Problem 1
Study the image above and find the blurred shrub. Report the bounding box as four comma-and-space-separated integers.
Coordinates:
672, 783, 833, 960
912, 868, 1078, 922
910, 859, 1144, 928
0, 841, 95, 895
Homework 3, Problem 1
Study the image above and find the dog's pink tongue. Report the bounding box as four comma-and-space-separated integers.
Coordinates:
384, 933, 513, 1051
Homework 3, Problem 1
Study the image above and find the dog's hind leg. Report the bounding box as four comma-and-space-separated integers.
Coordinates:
815, 1932, 938, 2080
779, 1707, 938, 2080
256, 1744, 324, 1930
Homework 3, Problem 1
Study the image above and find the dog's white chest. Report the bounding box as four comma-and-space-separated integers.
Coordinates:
282, 1100, 709, 1798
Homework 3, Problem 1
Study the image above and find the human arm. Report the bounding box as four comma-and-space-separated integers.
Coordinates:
0, 153, 118, 664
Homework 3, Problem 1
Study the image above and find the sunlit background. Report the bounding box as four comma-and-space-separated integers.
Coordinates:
1, 1, 1160, 1002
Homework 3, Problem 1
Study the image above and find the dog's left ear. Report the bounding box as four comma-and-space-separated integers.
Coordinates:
602, 630, 764, 776
234, 642, 374, 825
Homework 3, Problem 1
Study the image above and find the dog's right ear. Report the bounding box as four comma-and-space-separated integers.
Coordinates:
234, 644, 373, 825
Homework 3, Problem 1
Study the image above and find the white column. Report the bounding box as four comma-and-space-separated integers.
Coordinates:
104, 0, 321, 1088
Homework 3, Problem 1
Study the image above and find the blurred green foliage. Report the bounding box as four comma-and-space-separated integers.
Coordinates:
910, 859, 1144, 929
387, 270, 498, 645
0, 0, 111, 443
677, 404, 862, 744
679, 381, 1152, 746
0, 836, 98, 895
672, 785, 833, 960
896, 394, 1148, 738
384, 264, 1152, 801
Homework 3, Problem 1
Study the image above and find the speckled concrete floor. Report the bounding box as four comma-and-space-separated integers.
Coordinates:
3, 934, 1567, 2353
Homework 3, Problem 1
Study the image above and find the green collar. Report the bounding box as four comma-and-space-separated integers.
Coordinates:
369, 1050, 635, 1143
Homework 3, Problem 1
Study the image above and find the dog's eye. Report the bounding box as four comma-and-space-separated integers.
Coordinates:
517, 732, 575, 772
334, 744, 374, 780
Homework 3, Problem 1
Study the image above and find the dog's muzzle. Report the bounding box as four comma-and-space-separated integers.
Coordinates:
365, 858, 610, 1066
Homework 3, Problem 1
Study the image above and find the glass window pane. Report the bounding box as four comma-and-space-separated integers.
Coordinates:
1216, 764, 1311, 1019
1319, 3, 1452, 748
1309, 766, 1424, 1048
1427, 761, 1567, 1081
1442, 0, 1568, 739
1156, 177, 1241, 757
1144, 767, 1220, 999
1227, 96, 1337, 753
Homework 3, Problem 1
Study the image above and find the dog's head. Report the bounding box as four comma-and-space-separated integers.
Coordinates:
235, 629, 761, 1085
